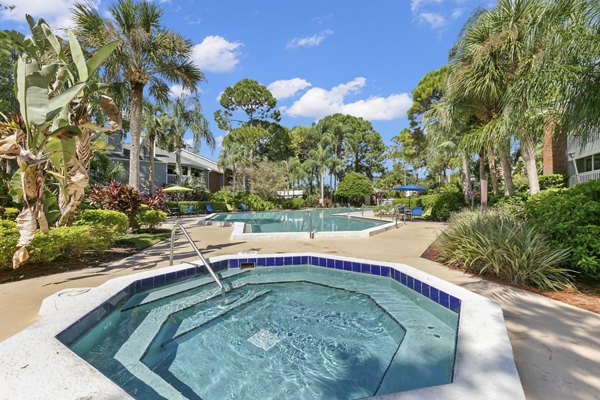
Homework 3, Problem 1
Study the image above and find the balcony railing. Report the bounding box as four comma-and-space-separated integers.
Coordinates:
167, 174, 206, 186
569, 170, 600, 187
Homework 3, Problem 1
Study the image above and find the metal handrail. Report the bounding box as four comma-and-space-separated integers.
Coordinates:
169, 223, 224, 291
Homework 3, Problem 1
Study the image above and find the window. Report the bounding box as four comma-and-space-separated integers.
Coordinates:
576, 153, 600, 173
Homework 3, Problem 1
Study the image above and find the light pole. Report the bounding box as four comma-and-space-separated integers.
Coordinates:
568, 152, 580, 185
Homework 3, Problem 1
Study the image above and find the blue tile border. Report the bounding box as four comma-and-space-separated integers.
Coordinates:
58, 254, 462, 348
174, 256, 460, 314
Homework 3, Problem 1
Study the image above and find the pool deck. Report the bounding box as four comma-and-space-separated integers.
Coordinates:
0, 216, 598, 400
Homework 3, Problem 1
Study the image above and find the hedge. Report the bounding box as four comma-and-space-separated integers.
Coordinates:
416, 186, 464, 221
137, 209, 167, 230
166, 201, 230, 214
0, 207, 20, 220
0, 221, 112, 269
74, 209, 129, 235
523, 180, 600, 275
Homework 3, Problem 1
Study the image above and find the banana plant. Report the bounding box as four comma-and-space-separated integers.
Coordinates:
0, 16, 119, 268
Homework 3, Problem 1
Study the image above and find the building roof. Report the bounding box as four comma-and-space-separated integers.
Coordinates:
110, 144, 223, 173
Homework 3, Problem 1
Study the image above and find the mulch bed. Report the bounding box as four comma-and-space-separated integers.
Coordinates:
422, 240, 600, 314
0, 248, 138, 285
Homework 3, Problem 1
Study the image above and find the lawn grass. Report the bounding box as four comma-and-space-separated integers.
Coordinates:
115, 229, 171, 250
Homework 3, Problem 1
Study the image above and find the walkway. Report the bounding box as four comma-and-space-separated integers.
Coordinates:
0, 219, 598, 400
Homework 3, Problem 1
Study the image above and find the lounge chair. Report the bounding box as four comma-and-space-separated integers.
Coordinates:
375, 205, 396, 218
205, 203, 215, 213
396, 204, 406, 215
239, 203, 250, 212
410, 206, 424, 220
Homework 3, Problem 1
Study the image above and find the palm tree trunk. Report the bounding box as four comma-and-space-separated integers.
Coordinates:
461, 152, 471, 205
320, 165, 325, 207
479, 151, 486, 197
148, 137, 155, 193
175, 147, 183, 186
128, 83, 144, 189
520, 136, 540, 194
498, 145, 515, 196
487, 149, 498, 197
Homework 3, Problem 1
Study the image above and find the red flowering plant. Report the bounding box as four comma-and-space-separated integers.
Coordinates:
144, 188, 167, 211
88, 180, 143, 228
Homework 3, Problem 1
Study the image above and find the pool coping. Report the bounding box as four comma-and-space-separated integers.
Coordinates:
216, 210, 399, 240
0, 253, 524, 400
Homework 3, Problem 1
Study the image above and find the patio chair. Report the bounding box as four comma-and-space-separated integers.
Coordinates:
410, 206, 424, 220
182, 204, 195, 217
205, 203, 215, 213
167, 204, 180, 218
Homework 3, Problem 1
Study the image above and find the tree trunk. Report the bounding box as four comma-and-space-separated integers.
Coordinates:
461, 152, 471, 205
479, 150, 486, 185
13, 161, 49, 269
148, 137, 155, 193
175, 147, 182, 186
320, 165, 325, 207
520, 136, 540, 194
128, 83, 144, 189
487, 149, 498, 197
498, 145, 515, 196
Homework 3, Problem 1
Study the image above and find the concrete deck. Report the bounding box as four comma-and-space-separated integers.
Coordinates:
0, 218, 598, 400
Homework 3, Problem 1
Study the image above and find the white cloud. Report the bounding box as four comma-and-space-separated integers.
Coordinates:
0, 0, 100, 30
191, 36, 243, 73
451, 8, 464, 19
169, 84, 191, 98
286, 77, 412, 121
267, 78, 312, 99
286, 29, 334, 49
184, 15, 202, 25
215, 135, 225, 149
410, 0, 444, 12
418, 12, 447, 29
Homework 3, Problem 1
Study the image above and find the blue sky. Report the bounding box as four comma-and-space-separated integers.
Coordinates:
1, 0, 488, 161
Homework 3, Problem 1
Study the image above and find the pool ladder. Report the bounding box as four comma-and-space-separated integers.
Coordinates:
169, 223, 225, 292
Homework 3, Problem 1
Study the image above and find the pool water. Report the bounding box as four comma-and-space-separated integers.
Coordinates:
68, 266, 458, 400
209, 208, 388, 233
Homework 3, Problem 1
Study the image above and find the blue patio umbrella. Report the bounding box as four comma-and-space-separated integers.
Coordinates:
392, 184, 428, 207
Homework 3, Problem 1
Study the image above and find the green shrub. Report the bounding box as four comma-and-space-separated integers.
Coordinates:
27, 226, 111, 264
0, 223, 111, 269
166, 201, 230, 213
212, 188, 234, 204
539, 174, 567, 190
491, 192, 529, 216
137, 209, 167, 230
416, 185, 463, 221
0, 220, 19, 268
336, 173, 373, 205
0, 207, 20, 220
74, 209, 129, 236
439, 210, 573, 290
281, 197, 306, 210
234, 192, 275, 211
524, 180, 600, 275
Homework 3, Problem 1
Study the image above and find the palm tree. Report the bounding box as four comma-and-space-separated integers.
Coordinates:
164, 95, 215, 185
307, 122, 334, 206
73, 0, 204, 189
142, 101, 172, 192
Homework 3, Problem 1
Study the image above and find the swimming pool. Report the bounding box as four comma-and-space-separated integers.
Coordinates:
208, 208, 388, 233
61, 264, 458, 399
